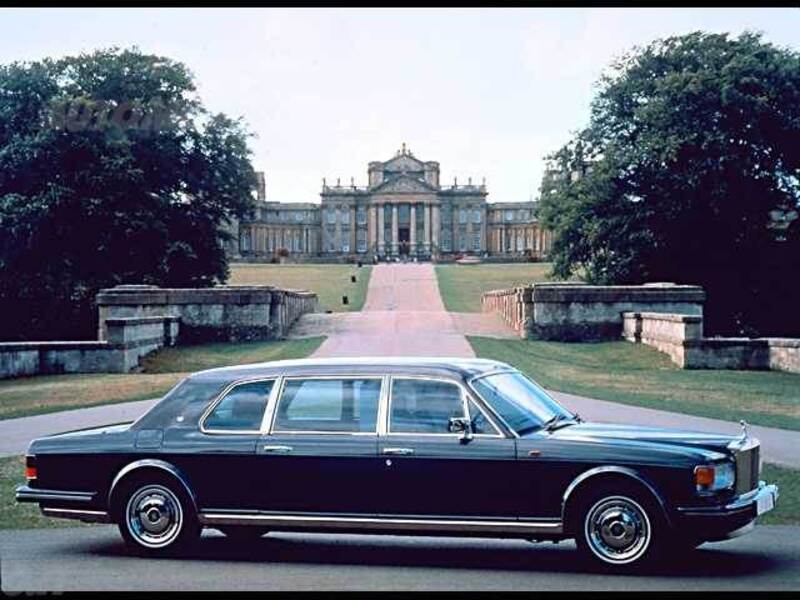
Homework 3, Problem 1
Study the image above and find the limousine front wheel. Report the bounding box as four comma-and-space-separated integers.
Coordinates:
116, 473, 200, 555
574, 483, 665, 569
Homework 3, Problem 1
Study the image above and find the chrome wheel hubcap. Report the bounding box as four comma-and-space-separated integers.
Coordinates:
126, 485, 183, 548
585, 495, 651, 564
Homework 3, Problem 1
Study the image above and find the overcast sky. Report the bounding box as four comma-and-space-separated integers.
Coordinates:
2, 7, 799, 203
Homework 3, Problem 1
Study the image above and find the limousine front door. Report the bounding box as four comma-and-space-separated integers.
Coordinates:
376, 377, 518, 518
256, 376, 384, 514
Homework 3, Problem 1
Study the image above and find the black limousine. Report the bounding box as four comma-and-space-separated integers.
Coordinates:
16, 357, 778, 568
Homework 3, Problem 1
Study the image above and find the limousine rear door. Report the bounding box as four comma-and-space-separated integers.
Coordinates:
376, 376, 518, 518
256, 376, 383, 514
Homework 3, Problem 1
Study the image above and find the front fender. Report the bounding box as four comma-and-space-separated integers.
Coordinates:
561, 465, 672, 528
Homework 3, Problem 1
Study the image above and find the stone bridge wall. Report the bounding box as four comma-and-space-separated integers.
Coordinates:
622, 311, 800, 374
96, 285, 318, 344
0, 316, 180, 379
481, 283, 705, 340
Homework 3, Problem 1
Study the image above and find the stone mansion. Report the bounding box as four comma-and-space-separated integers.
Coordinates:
234, 146, 552, 261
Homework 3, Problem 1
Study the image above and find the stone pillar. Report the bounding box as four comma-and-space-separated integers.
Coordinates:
349, 205, 357, 254
377, 204, 385, 255
391, 204, 399, 255
424, 203, 431, 253
410, 204, 417, 255
501, 228, 506, 253
368, 205, 376, 251
432, 204, 440, 251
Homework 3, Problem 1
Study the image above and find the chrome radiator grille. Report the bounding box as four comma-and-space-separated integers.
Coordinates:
734, 442, 760, 495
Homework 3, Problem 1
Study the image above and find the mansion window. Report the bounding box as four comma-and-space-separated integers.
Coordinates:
472, 208, 481, 223
325, 208, 336, 224
356, 228, 367, 252
458, 233, 468, 252
505, 210, 514, 222
325, 226, 336, 252
471, 231, 481, 251
356, 206, 367, 225
293, 211, 304, 222
440, 229, 452, 252
341, 239, 350, 253
459, 208, 468, 224
240, 231, 251, 252
341, 208, 350, 224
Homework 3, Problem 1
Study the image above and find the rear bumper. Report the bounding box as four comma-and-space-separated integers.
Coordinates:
15, 485, 110, 523
674, 481, 779, 541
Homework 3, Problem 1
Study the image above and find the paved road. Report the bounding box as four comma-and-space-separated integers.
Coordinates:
308, 263, 508, 357
1, 526, 798, 591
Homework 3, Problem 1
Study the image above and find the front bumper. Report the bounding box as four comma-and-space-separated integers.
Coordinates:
674, 481, 779, 542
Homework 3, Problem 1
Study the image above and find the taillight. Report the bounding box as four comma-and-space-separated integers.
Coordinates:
25, 455, 37, 481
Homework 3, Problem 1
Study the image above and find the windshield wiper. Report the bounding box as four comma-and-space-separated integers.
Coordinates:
544, 414, 580, 433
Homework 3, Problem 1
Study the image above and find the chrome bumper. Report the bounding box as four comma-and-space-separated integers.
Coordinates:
15, 485, 96, 504
675, 481, 778, 541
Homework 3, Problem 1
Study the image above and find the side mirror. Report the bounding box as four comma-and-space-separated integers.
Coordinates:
448, 416, 473, 442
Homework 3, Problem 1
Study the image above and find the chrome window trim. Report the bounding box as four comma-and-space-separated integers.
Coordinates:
199, 377, 278, 436
386, 375, 504, 438
268, 374, 385, 436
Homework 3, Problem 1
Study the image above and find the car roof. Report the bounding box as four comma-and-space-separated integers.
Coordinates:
188, 356, 513, 383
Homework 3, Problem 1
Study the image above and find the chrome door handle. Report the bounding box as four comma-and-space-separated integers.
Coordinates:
382, 447, 414, 456
262, 445, 293, 454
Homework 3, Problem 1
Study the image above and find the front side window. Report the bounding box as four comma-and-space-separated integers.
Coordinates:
471, 371, 572, 435
390, 378, 464, 434
273, 378, 381, 433
203, 380, 274, 432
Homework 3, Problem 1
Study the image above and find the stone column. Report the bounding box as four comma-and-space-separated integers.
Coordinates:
432, 204, 440, 251
368, 205, 376, 252
409, 203, 417, 255
424, 203, 431, 254
377, 204, 385, 255
391, 203, 399, 255
500, 228, 506, 253
349, 204, 357, 254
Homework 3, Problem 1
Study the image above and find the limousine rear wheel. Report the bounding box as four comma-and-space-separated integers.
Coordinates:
116, 473, 200, 555
574, 482, 665, 569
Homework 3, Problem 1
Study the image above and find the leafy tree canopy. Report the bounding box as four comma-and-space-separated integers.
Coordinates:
0, 48, 257, 340
538, 31, 800, 336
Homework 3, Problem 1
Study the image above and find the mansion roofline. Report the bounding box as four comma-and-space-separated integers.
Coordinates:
231, 146, 552, 260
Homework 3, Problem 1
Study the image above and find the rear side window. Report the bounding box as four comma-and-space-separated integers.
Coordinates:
273, 378, 382, 433
203, 380, 274, 432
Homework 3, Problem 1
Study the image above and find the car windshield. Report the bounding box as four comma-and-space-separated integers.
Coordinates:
471, 371, 574, 435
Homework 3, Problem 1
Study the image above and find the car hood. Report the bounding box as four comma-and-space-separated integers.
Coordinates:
543, 421, 738, 454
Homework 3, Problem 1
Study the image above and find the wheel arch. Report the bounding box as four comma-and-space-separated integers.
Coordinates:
561, 465, 672, 533
107, 459, 197, 520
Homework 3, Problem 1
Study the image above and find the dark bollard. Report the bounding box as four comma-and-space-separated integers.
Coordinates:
350, 275, 357, 283
342, 295, 349, 305
357, 261, 363, 268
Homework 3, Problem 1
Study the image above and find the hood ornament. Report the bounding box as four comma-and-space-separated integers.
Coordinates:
739, 419, 749, 441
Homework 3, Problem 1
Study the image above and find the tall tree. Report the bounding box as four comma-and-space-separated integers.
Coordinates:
0, 48, 257, 341
539, 32, 800, 336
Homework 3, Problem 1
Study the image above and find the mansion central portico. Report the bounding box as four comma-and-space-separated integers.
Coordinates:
236, 146, 552, 261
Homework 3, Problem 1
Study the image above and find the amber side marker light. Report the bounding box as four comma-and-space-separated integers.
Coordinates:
694, 465, 715, 487
24, 456, 37, 481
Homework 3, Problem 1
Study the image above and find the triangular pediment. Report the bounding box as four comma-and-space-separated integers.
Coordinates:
372, 174, 436, 194
383, 154, 425, 172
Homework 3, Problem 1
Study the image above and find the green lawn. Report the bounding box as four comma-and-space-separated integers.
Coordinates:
1, 453, 796, 529
469, 337, 800, 431
229, 263, 372, 312
435, 262, 558, 312
0, 337, 324, 420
